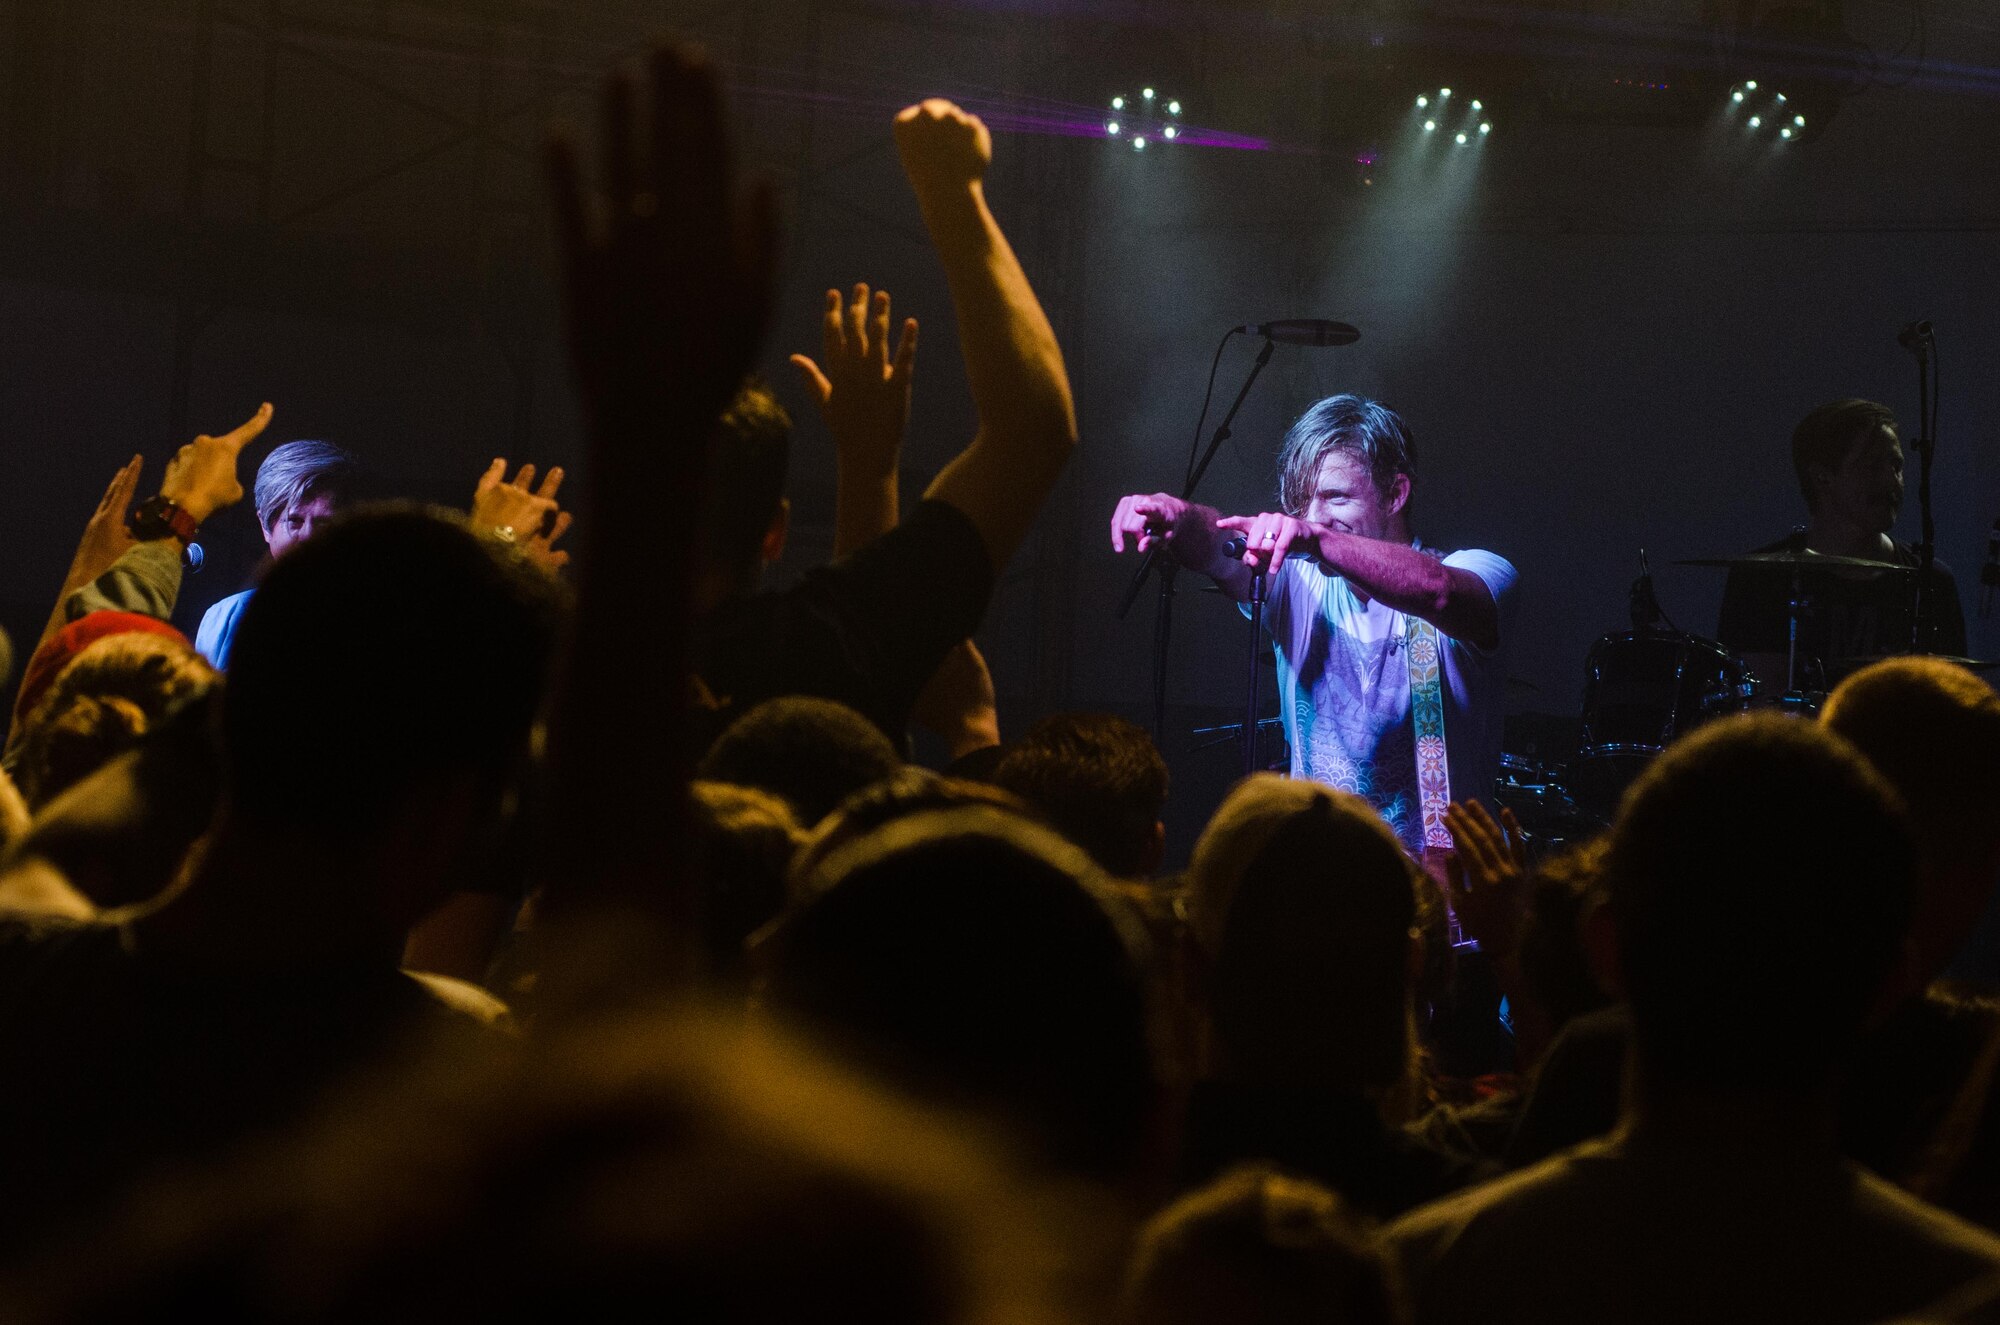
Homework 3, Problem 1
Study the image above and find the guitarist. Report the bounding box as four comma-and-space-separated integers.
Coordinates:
1110, 393, 1517, 880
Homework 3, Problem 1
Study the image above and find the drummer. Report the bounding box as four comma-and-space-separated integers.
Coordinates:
1716, 398, 1965, 686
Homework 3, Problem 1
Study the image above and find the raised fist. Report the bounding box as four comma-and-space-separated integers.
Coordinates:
893, 99, 992, 195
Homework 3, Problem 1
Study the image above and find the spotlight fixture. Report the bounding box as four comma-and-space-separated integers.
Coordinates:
1106, 87, 1183, 150
1412, 86, 1491, 145
1726, 79, 1826, 145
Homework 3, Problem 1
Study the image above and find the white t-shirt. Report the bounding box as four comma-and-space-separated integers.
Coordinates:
1250, 546, 1518, 853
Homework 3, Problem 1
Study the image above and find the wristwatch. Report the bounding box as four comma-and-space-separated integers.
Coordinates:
128, 495, 201, 545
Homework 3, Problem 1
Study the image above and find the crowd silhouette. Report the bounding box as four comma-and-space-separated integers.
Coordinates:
0, 43, 1997, 1325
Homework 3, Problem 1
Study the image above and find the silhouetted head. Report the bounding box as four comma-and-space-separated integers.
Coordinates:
687, 780, 805, 992
1188, 776, 1420, 1092
700, 380, 793, 595
785, 767, 1034, 904
760, 805, 1157, 1177
1822, 657, 2000, 981
699, 695, 904, 829
15, 632, 216, 809
1603, 714, 1916, 1091
0, 1011, 1077, 1325
222, 506, 563, 915
993, 712, 1169, 878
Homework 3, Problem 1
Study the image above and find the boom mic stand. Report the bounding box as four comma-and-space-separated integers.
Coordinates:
1900, 319, 1938, 652
1116, 334, 1277, 744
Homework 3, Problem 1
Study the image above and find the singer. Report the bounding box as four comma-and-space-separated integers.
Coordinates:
1110, 394, 1518, 856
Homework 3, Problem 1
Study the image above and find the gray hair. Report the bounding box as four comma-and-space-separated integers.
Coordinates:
252, 440, 363, 532
1275, 394, 1417, 517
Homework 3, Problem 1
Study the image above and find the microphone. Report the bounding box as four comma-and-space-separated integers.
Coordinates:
1899, 319, 1935, 354
1234, 319, 1361, 347
1220, 533, 1320, 563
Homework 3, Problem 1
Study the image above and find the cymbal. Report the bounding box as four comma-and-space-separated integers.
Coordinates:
1675, 549, 1912, 574
1831, 654, 2000, 673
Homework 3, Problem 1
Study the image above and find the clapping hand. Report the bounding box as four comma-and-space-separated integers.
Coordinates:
1444, 799, 1530, 957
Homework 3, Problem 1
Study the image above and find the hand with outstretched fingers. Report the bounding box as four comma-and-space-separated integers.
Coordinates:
544, 44, 778, 474
789, 283, 918, 480
472, 459, 572, 572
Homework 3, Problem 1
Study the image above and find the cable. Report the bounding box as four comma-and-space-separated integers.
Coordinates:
1185, 328, 1241, 491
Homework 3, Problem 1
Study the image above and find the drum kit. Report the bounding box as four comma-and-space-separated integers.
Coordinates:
1496, 546, 1996, 845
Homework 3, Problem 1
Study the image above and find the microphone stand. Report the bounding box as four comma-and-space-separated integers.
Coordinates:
1116, 335, 1277, 742
1244, 569, 1268, 777
1902, 321, 1938, 652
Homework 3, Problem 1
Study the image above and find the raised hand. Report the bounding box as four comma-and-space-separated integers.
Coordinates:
63, 456, 142, 591
1214, 511, 1321, 575
471, 459, 571, 572
892, 98, 992, 202
545, 44, 777, 456
790, 285, 918, 473
1444, 799, 1530, 958
158, 402, 273, 525
790, 283, 919, 556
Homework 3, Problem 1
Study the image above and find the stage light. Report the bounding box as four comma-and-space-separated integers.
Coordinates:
1748, 115, 1761, 127
1794, 115, 1806, 126
1781, 127, 1793, 138
1732, 90, 1745, 103
1746, 80, 1758, 90
1411, 87, 1491, 144
1106, 88, 1185, 148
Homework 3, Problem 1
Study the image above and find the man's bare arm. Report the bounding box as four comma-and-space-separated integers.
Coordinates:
1219, 512, 1501, 650
1108, 492, 1256, 600
897, 100, 1077, 574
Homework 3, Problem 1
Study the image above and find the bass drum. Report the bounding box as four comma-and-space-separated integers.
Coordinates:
1570, 632, 1746, 822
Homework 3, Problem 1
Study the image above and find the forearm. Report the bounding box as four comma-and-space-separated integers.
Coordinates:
913, 184, 1076, 465
1315, 531, 1498, 648
62, 541, 183, 624
832, 467, 897, 559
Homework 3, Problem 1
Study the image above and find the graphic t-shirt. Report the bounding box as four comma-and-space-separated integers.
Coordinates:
1255, 547, 1518, 853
